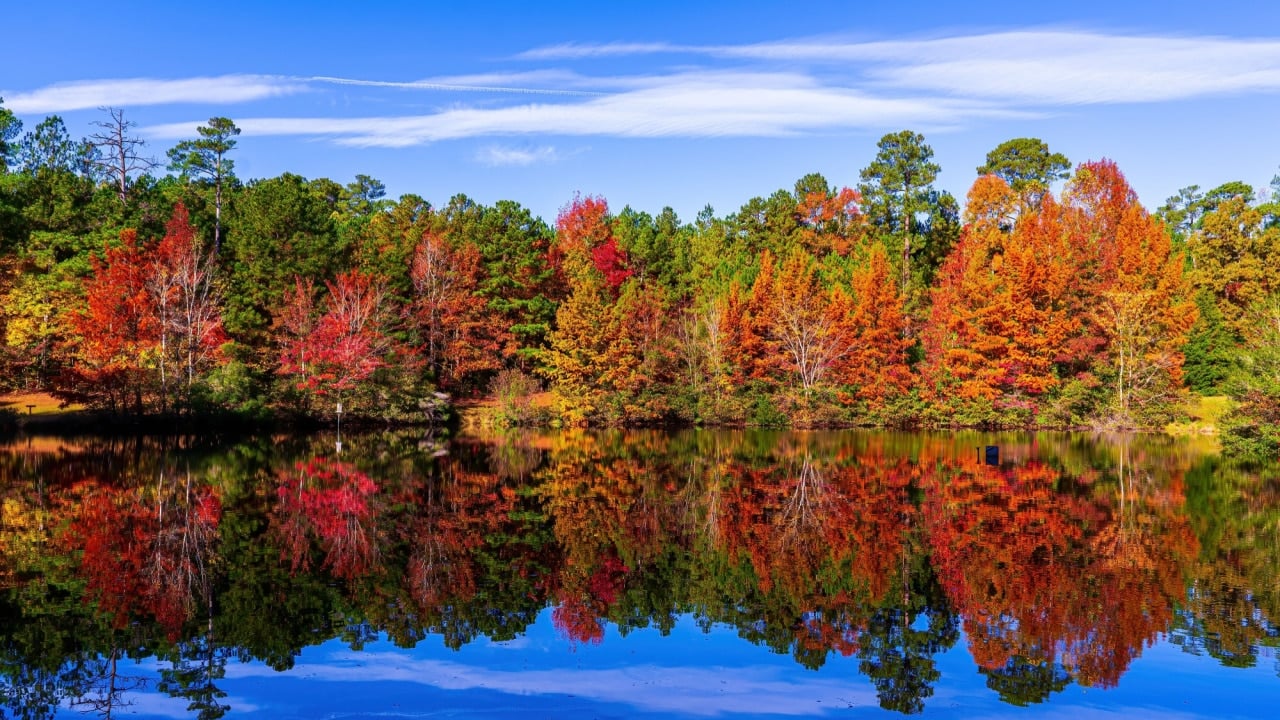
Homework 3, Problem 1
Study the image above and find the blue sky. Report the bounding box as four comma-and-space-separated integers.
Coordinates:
3, 0, 1279, 222
95, 610, 1280, 719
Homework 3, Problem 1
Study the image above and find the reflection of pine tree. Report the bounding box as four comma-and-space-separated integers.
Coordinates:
981, 657, 1072, 707
158, 617, 230, 720
856, 545, 958, 715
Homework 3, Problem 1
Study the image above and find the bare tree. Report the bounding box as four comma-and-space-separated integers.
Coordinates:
88, 107, 157, 204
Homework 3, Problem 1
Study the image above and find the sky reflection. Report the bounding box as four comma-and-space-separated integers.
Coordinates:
140, 612, 1274, 720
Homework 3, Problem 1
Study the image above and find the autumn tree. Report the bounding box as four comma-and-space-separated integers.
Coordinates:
277, 269, 403, 416
763, 248, 852, 396
151, 204, 228, 410
1064, 161, 1198, 426
541, 274, 631, 423
436, 196, 558, 364
920, 178, 1080, 424
1186, 195, 1280, 336
672, 298, 735, 421
838, 245, 914, 412
542, 194, 678, 423
62, 230, 159, 413
553, 195, 614, 283
410, 230, 508, 389
793, 174, 864, 257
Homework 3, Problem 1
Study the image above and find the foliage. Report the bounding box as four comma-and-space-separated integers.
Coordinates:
0, 119, 1270, 431
1220, 295, 1280, 463
490, 368, 543, 426
976, 137, 1070, 205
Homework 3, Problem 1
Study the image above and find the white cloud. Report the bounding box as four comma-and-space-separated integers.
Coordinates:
224, 651, 878, 716
476, 144, 560, 166
145, 70, 1027, 146
517, 42, 686, 60
1, 74, 305, 113
521, 30, 1280, 105
48, 29, 1280, 151
312, 74, 604, 97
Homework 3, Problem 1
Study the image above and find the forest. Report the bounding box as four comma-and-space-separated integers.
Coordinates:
1, 103, 1279, 457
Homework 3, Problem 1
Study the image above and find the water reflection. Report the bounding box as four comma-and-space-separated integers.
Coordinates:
0, 429, 1276, 717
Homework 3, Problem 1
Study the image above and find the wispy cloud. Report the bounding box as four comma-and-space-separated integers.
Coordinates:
35, 29, 1280, 150
224, 650, 880, 716
517, 42, 685, 60
521, 30, 1280, 105
476, 144, 560, 166
145, 70, 1026, 146
1, 74, 305, 113
312, 75, 604, 97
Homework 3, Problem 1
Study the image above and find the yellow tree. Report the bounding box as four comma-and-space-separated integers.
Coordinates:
1188, 196, 1280, 336
542, 274, 630, 423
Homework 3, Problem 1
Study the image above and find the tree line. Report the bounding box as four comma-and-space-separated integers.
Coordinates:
1, 103, 1278, 456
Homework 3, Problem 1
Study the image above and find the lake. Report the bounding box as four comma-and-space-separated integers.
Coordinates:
0, 428, 1276, 718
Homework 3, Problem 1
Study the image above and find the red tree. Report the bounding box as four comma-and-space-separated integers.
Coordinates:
64, 231, 159, 413
151, 204, 228, 409
410, 231, 509, 388
277, 269, 402, 410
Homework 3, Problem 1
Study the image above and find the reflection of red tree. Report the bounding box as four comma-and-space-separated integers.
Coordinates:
922, 456, 1196, 687
406, 462, 505, 610
63, 477, 221, 638
274, 458, 381, 580
553, 554, 628, 645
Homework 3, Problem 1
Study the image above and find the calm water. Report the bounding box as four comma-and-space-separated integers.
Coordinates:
0, 428, 1276, 718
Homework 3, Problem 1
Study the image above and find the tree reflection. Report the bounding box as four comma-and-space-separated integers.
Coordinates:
1175, 457, 1280, 671
273, 456, 382, 580
922, 437, 1198, 697
0, 429, 1274, 716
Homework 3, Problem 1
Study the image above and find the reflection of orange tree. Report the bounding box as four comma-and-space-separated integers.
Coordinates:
535, 431, 701, 645
709, 438, 919, 667
922, 454, 1196, 696
272, 457, 382, 581
717, 440, 913, 602
539, 433, 636, 644
405, 459, 505, 613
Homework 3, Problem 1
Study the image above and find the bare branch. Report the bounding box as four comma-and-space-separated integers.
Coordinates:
87, 107, 157, 204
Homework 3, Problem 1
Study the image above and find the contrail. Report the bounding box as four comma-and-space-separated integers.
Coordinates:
310, 75, 605, 97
